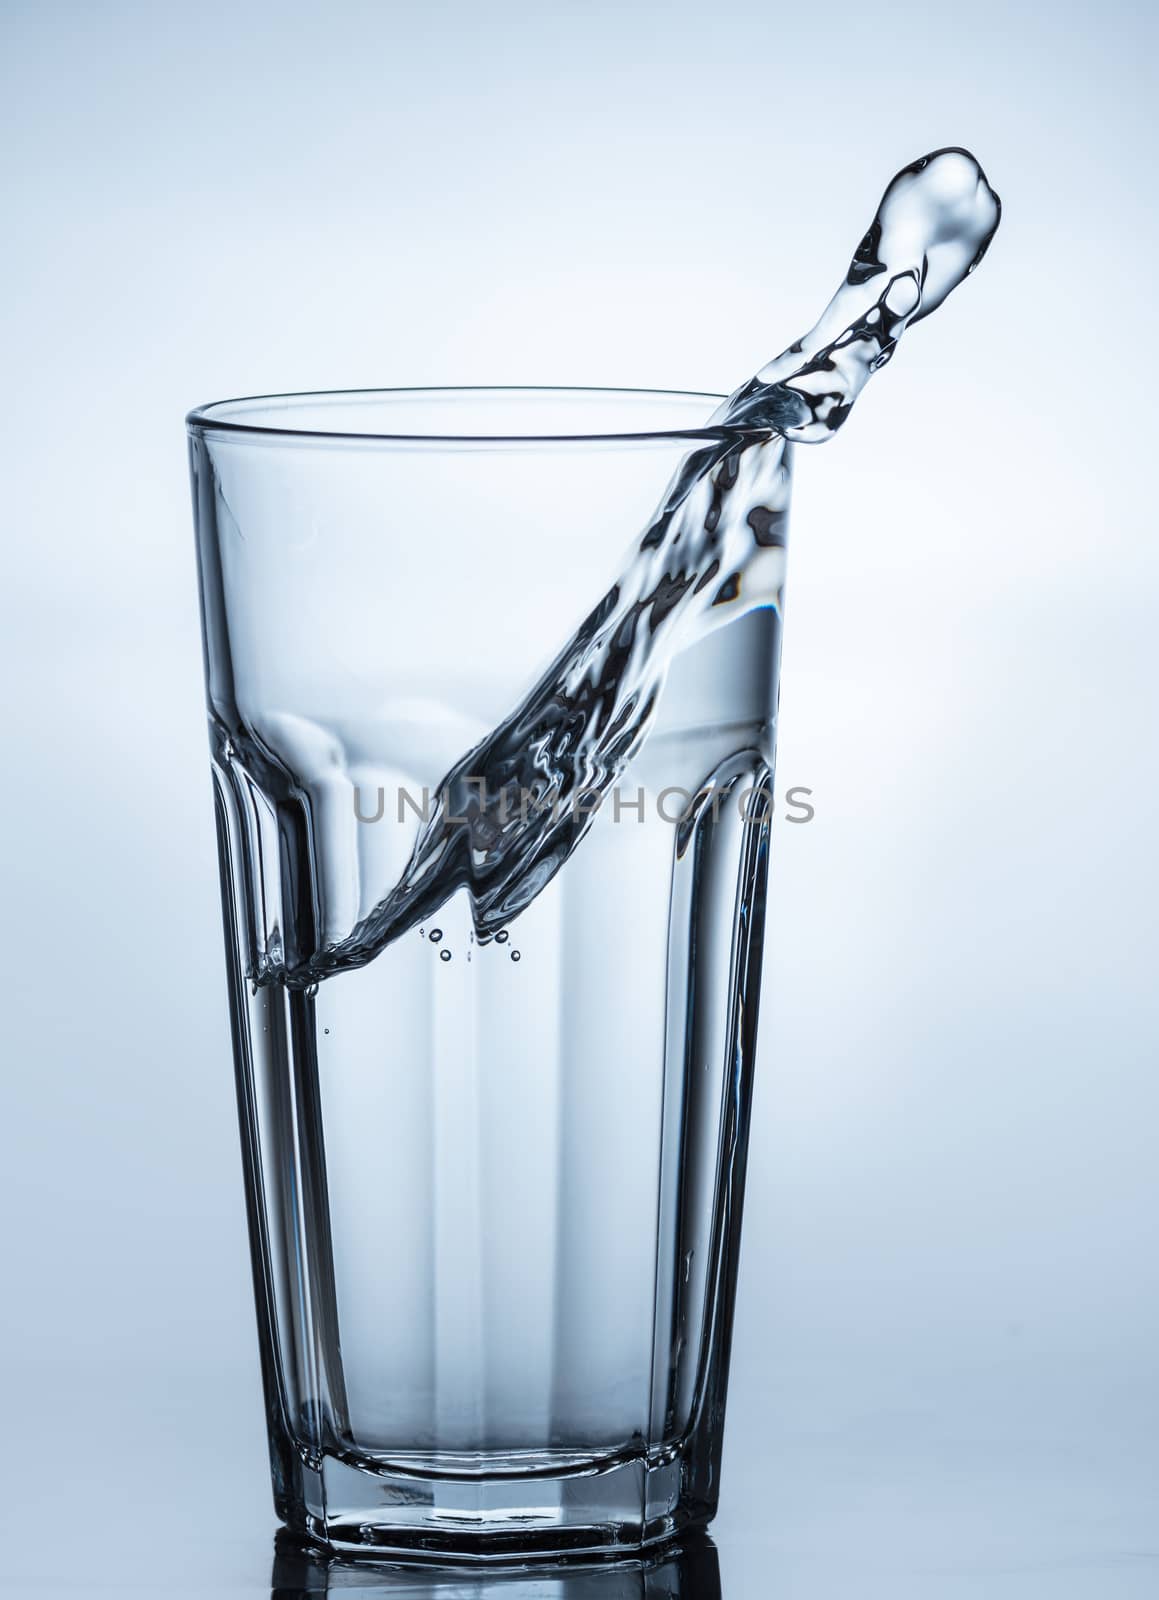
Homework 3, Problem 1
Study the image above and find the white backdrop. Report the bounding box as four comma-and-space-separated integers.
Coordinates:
1, 2, 1156, 1594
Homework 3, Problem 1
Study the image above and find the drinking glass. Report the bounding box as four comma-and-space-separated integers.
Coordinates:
187, 388, 789, 1557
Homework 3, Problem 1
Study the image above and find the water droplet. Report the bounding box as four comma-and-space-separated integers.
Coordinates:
495, 931, 509, 945
510, 950, 521, 963
439, 949, 452, 963
429, 929, 443, 945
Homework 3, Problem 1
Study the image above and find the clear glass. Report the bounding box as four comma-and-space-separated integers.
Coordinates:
187, 388, 788, 1559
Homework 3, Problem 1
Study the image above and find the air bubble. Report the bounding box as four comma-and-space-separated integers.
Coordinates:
510, 950, 521, 963
429, 929, 443, 945
323, 1027, 330, 1035
305, 982, 319, 999
439, 949, 452, 963
495, 931, 509, 945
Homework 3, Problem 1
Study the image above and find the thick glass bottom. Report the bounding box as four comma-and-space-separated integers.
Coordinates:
271, 1526, 723, 1596
276, 1445, 714, 1560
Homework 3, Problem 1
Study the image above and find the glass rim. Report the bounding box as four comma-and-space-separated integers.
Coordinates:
185, 384, 735, 445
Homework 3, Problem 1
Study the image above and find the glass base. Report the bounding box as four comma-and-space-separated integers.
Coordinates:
275, 1446, 715, 1560
271, 1526, 723, 1596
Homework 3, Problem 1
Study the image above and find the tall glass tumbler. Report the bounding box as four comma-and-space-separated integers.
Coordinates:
187, 388, 790, 1558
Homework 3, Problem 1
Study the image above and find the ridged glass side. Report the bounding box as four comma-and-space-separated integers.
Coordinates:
212, 720, 772, 1552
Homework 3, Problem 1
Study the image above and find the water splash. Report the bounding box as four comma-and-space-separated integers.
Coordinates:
279, 148, 999, 986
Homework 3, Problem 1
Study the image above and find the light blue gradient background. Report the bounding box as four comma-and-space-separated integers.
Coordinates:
1, 1, 1156, 1594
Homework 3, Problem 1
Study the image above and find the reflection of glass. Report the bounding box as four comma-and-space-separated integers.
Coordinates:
271, 1529, 722, 1598
190, 389, 784, 1555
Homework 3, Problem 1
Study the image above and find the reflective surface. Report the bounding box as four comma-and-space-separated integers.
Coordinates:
271, 1531, 721, 1597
